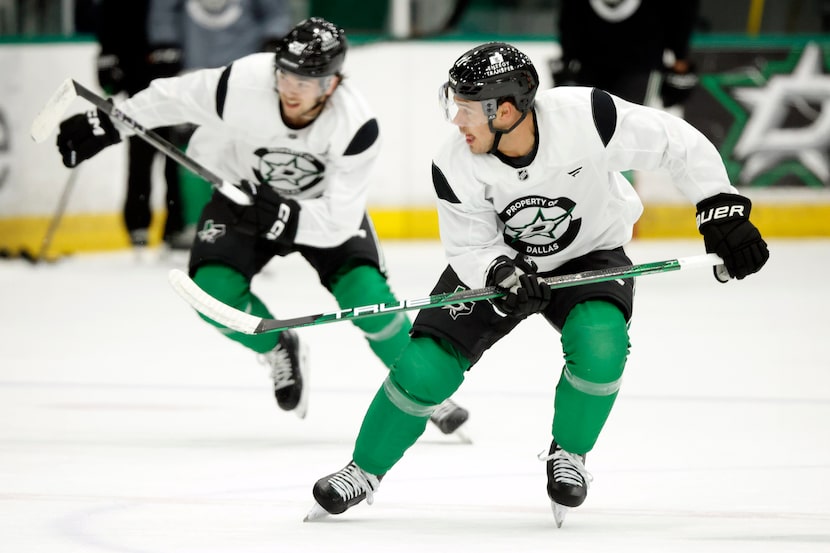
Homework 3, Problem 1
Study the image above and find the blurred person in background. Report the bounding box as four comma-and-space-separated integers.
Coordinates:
95, 0, 189, 250
551, 0, 700, 109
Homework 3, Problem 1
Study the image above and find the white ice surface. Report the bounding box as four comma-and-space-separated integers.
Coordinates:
1, 239, 828, 553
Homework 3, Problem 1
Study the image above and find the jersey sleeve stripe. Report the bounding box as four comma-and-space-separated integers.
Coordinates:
590, 88, 617, 147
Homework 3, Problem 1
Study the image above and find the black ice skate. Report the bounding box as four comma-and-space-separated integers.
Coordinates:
429, 398, 471, 443
539, 440, 592, 528
304, 461, 382, 521
260, 329, 309, 418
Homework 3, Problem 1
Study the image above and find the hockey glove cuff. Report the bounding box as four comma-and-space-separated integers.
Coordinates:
57, 108, 121, 168
696, 193, 769, 282
148, 44, 183, 79
661, 62, 698, 108
486, 255, 551, 318
96, 53, 125, 95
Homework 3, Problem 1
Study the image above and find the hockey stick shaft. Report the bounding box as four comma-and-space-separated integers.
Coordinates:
168, 253, 722, 335
30, 78, 251, 205
37, 167, 80, 263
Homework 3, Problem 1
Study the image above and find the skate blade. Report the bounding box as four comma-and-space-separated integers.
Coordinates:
293, 393, 309, 420
453, 426, 473, 445
551, 501, 569, 528
303, 502, 330, 522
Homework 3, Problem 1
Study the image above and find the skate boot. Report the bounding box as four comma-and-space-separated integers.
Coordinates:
261, 330, 309, 419
129, 228, 156, 262
429, 398, 471, 443
305, 461, 382, 521
539, 440, 592, 528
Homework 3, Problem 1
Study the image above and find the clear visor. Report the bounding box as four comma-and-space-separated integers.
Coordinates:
275, 69, 332, 96
438, 82, 493, 127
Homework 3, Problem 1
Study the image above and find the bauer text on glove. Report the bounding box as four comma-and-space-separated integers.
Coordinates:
696, 193, 769, 281
56, 108, 121, 168
485, 255, 552, 318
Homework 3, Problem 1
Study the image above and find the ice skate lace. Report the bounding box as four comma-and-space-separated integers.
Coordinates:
330, 463, 379, 505
430, 398, 460, 422
538, 448, 593, 489
259, 345, 295, 390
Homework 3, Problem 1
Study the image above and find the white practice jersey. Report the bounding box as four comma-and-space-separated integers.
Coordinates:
432, 86, 738, 289
118, 52, 380, 248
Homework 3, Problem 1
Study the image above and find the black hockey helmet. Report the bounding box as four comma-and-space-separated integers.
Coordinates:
274, 17, 348, 78
447, 42, 538, 114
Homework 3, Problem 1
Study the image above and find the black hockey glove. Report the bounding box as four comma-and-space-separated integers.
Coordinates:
696, 193, 769, 282
549, 57, 579, 87
96, 53, 124, 95
147, 44, 183, 80
486, 255, 551, 318
57, 108, 121, 168
661, 62, 698, 108
229, 181, 300, 248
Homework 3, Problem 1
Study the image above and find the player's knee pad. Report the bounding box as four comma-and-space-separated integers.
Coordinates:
330, 264, 410, 336
383, 335, 469, 415
560, 300, 630, 395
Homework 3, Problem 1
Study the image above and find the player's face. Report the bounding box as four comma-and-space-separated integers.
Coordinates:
457, 113, 495, 154
276, 69, 335, 124
438, 82, 495, 153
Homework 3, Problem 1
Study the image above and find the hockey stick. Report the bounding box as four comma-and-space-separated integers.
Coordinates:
30, 78, 252, 205
36, 167, 81, 263
168, 253, 723, 335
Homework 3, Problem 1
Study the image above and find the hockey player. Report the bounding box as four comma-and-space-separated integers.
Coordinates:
53, 18, 469, 434
308, 42, 769, 526
94, 0, 188, 250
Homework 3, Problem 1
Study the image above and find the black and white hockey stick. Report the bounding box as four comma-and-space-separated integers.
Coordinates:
30, 78, 252, 205
168, 253, 723, 334
36, 167, 81, 263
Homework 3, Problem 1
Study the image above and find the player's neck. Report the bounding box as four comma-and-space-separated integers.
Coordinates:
496, 114, 535, 158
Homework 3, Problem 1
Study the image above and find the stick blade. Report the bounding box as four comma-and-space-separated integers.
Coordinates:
31, 78, 78, 143
167, 269, 262, 334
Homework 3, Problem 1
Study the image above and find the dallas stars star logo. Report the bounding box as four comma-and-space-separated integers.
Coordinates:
703, 41, 830, 186
505, 206, 574, 242
263, 157, 318, 185
253, 147, 325, 195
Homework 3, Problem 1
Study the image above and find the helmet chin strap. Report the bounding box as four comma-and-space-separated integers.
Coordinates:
487, 110, 529, 154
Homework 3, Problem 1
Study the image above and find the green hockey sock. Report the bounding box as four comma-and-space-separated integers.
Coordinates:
552, 300, 630, 454
330, 264, 412, 368
353, 335, 469, 475
192, 263, 278, 353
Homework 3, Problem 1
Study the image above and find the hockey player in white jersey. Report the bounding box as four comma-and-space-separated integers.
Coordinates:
53, 17, 469, 433
308, 42, 769, 525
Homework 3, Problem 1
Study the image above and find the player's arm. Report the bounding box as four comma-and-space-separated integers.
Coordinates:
56, 66, 227, 168
604, 92, 768, 280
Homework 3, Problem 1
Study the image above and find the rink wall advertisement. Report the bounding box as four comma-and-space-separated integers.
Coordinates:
0, 37, 828, 255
